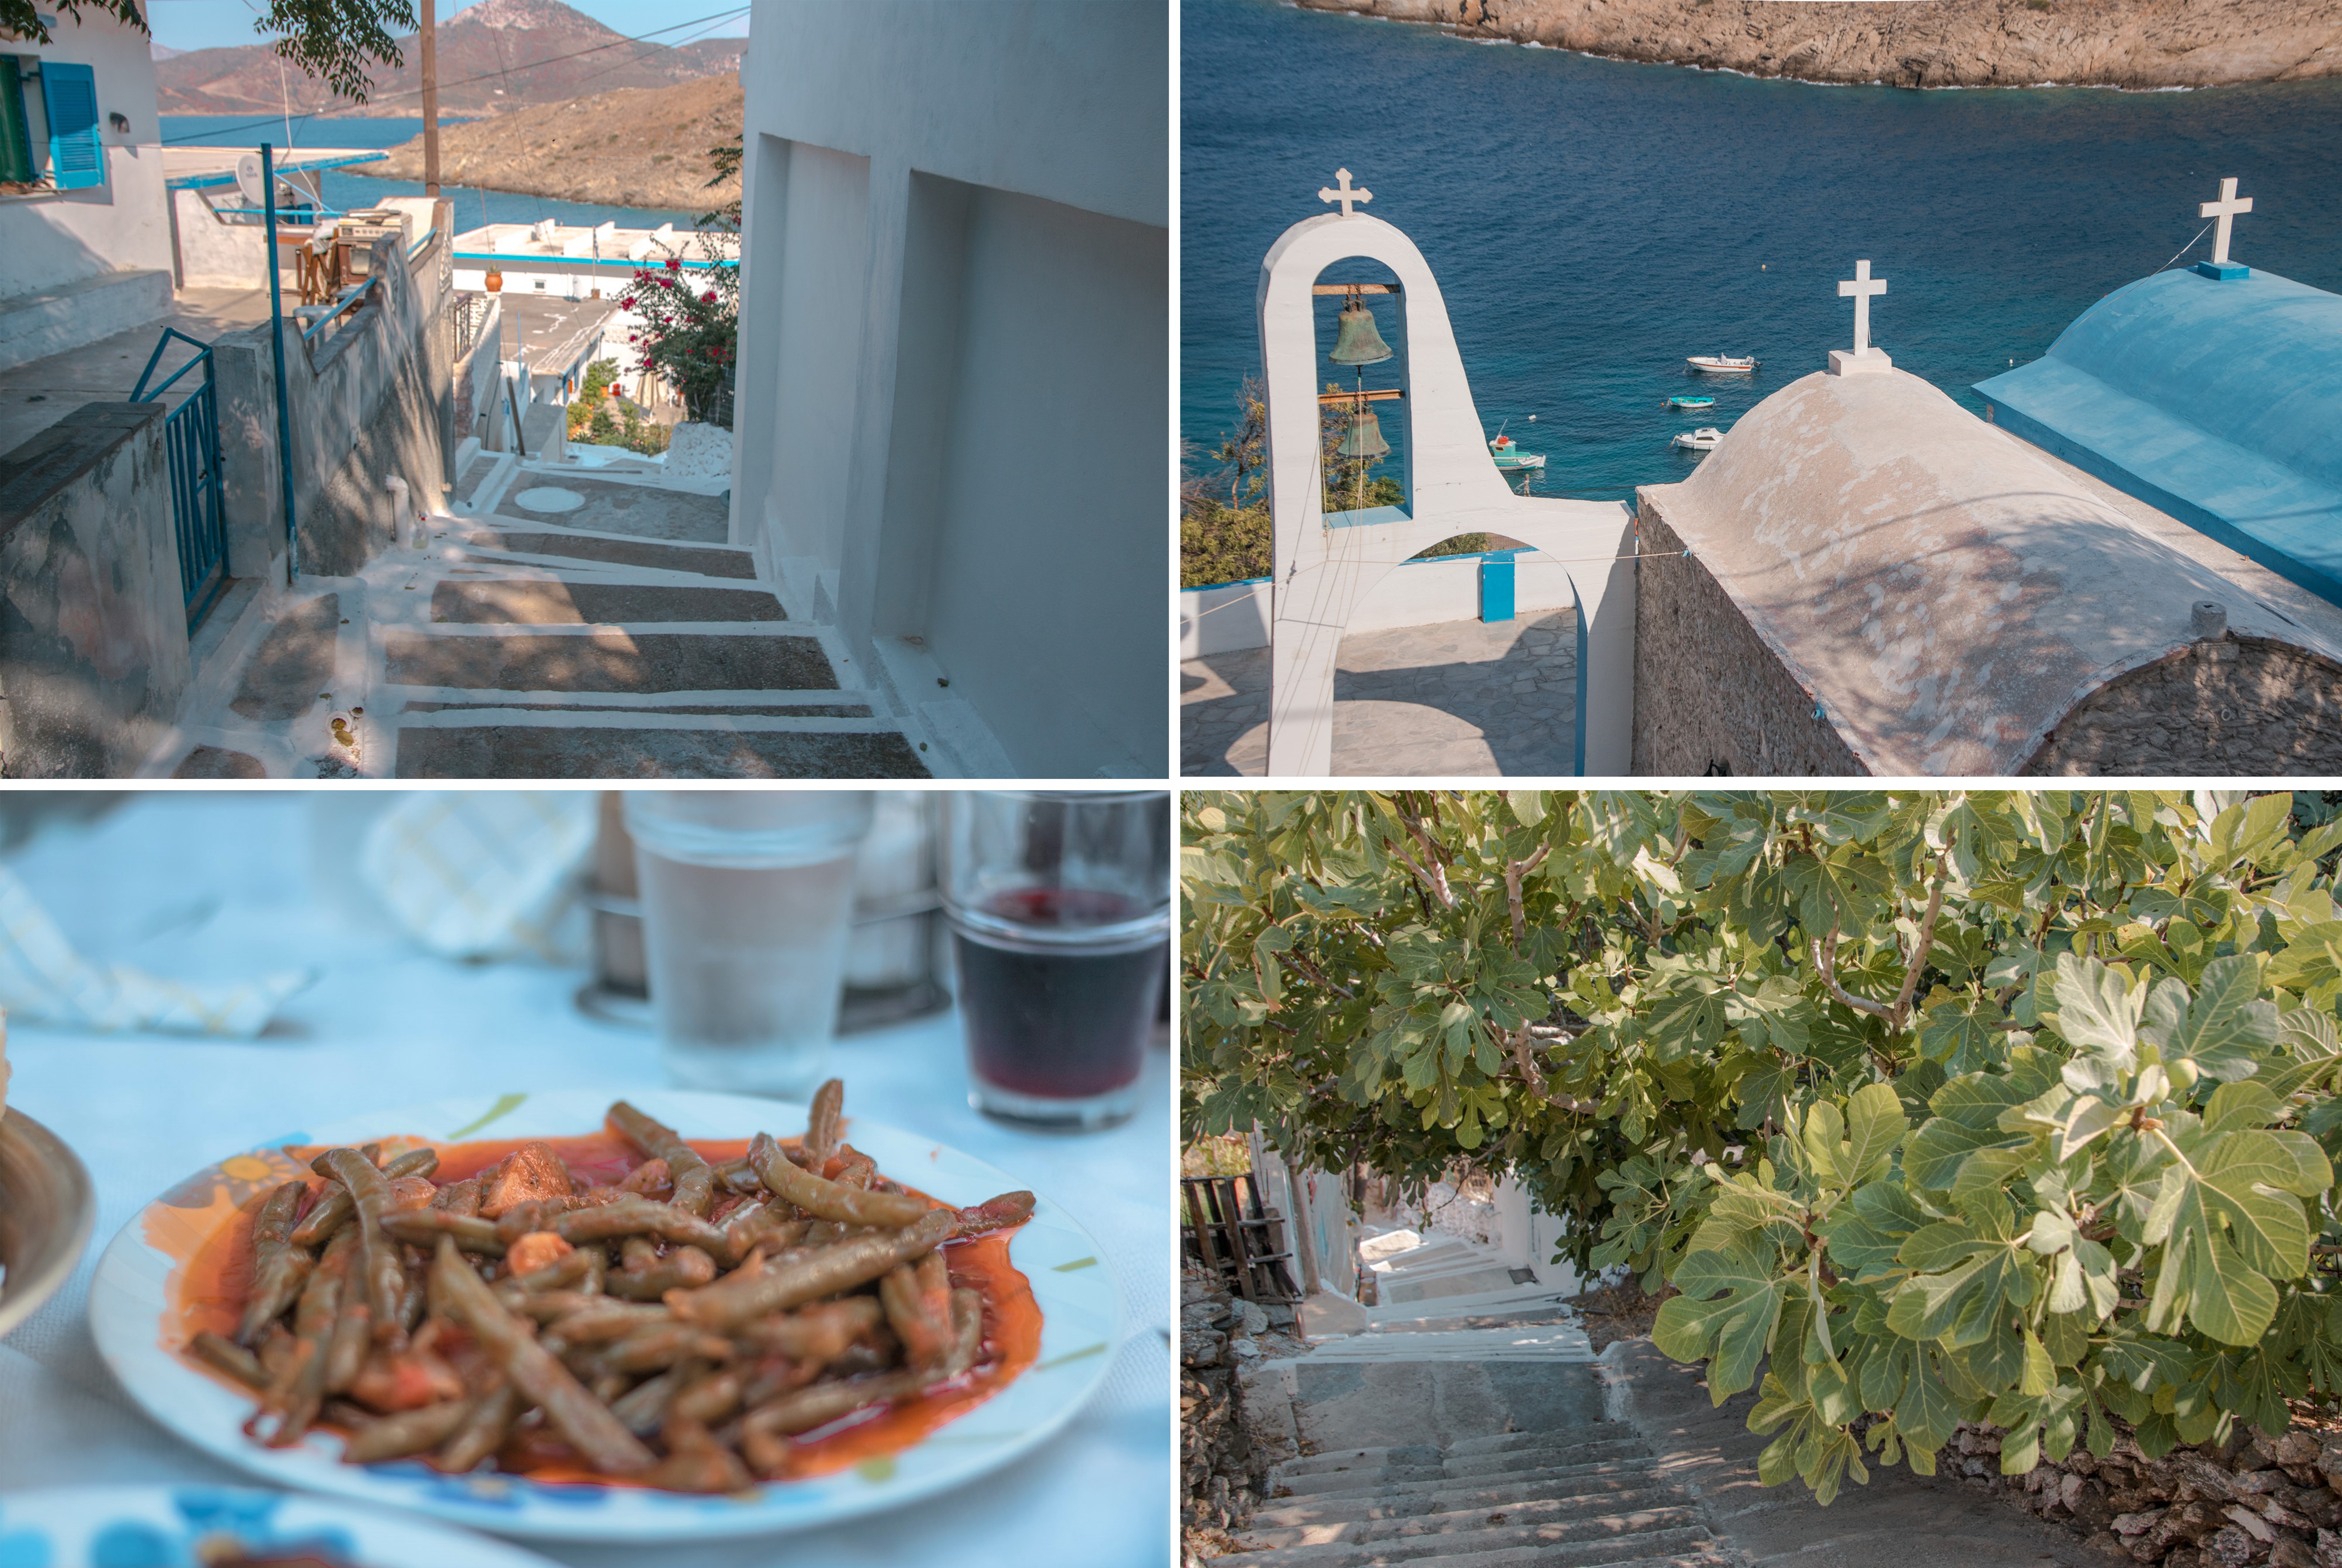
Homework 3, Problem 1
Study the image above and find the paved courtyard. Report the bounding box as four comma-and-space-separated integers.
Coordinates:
1181, 610, 1578, 776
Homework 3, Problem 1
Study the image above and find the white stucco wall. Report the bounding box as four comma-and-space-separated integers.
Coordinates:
736, 0, 1168, 777
1182, 549, 1582, 657
0, 5, 173, 303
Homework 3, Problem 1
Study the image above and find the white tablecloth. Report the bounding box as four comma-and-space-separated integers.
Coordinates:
0, 794, 1170, 1566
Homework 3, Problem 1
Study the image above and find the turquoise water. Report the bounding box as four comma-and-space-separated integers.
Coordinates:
161, 114, 696, 231
1181, 0, 2342, 503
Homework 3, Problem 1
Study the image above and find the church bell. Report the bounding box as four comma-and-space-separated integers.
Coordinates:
1329, 296, 1394, 366
1337, 405, 1391, 459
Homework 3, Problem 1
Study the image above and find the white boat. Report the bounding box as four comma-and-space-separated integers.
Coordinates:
1686, 355, 1760, 374
1672, 426, 1723, 452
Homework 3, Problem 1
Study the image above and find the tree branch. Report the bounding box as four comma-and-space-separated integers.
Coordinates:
1890, 842, 1952, 1031
1812, 925, 1896, 1023
1284, 948, 1355, 1000
1504, 844, 1551, 956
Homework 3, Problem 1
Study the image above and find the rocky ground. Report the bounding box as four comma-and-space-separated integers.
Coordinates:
1294, 0, 2342, 89
1925, 1410, 2342, 1568
369, 76, 741, 214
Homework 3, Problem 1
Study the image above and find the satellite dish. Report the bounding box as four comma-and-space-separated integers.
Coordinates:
234, 153, 265, 205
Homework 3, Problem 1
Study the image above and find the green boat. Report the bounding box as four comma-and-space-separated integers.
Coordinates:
1668, 394, 1715, 410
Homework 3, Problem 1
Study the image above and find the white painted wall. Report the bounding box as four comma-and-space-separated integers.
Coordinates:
1182, 550, 1582, 657
736, 0, 1168, 778
0, 5, 173, 304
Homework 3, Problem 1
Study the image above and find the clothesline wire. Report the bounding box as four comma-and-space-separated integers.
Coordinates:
2154, 219, 2215, 275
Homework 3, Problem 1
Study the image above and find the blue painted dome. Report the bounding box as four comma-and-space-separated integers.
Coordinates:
1975, 267, 2342, 606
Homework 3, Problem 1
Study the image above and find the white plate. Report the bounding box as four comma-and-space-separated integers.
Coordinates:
0, 1484, 561, 1567
89, 1089, 1123, 1542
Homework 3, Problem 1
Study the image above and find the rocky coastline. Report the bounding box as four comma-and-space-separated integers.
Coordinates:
364, 76, 739, 214
1291, 0, 2342, 90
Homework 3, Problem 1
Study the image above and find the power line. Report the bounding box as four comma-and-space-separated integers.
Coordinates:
158, 4, 747, 144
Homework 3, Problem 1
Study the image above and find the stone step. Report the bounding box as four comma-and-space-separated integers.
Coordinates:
428, 577, 784, 625
439, 526, 757, 579
1240, 1482, 1693, 1546
1250, 1465, 1669, 1528
389, 717, 930, 779
1299, 1326, 1595, 1363
381, 628, 839, 695
1212, 1517, 1718, 1568
1278, 1427, 1640, 1479
1269, 1441, 1653, 1498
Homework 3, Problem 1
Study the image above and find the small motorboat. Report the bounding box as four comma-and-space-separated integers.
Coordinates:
1672, 426, 1723, 452
1686, 355, 1760, 374
1488, 426, 1546, 472
1668, 394, 1715, 410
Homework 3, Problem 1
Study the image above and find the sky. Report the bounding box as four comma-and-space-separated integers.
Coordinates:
145, 0, 749, 56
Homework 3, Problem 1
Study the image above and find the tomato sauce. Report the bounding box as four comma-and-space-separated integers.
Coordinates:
150, 1125, 1041, 1488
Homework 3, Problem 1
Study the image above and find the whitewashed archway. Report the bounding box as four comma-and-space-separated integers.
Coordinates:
1259, 205, 1636, 776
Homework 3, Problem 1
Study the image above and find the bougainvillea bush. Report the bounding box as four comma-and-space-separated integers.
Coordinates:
621, 246, 737, 428
1182, 790, 2342, 1504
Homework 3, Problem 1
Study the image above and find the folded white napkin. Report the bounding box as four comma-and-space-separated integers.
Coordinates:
0, 867, 312, 1038
358, 791, 595, 962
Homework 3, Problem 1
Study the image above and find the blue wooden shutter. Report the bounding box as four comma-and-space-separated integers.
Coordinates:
41, 61, 102, 190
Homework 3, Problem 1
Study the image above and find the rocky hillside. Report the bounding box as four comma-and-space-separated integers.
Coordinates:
157, 0, 742, 117
365, 74, 739, 212
1296, 0, 2342, 88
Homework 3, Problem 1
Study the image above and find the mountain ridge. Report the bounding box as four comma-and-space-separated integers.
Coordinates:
156, 0, 743, 118
359, 73, 741, 213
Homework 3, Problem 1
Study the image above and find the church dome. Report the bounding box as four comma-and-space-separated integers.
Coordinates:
1632, 367, 2342, 775
1975, 268, 2342, 606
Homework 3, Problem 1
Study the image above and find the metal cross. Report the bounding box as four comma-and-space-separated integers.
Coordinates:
1838, 258, 1887, 358
1318, 168, 1372, 218
2200, 176, 2253, 265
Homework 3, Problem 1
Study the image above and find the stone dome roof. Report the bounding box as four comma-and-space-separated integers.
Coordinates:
1640, 366, 2342, 774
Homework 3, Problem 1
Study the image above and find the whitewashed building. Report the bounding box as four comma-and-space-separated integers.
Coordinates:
734, 0, 1168, 778
0, 0, 175, 370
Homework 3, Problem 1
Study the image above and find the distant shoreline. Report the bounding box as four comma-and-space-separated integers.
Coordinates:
1291, 0, 2342, 92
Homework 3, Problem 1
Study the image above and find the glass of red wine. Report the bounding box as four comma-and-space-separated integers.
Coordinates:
940, 791, 1170, 1131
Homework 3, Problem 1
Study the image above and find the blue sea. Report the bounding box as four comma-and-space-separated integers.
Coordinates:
161, 114, 696, 232
1181, 0, 2342, 506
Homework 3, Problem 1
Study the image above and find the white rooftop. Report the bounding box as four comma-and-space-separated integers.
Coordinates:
452, 220, 738, 264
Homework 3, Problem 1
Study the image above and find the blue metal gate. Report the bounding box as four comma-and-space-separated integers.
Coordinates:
129, 328, 229, 628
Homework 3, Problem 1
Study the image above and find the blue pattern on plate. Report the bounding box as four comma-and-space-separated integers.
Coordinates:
0, 1501, 53, 1568
0, 1489, 365, 1568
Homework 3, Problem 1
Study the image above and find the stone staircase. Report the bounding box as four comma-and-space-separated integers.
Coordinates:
361, 449, 936, 778
1222, 1417, 1732, 1568
154, 447, 958, 778
1216, 1311, 1736, 1568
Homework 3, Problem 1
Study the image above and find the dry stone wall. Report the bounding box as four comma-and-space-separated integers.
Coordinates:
1181, 1263, 1272, 1557
2022, 636, 2342, 774
1631, 497, 1866, 776
1929, 1416, 2342, 1568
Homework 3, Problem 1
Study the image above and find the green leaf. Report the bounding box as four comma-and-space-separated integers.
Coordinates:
2141, 955, 2279, 1082
1840, 1082, 1907, 1188
2049, 954, 2144, 1067
1653, 1240, 1792, 1404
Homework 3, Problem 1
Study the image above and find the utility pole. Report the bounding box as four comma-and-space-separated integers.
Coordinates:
420, 0, 440, 196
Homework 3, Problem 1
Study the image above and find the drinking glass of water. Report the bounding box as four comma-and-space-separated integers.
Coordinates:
941, 791, 1170, 1131
624, 791, 875, 1096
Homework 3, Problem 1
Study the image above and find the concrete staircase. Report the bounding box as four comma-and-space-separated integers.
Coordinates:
369, 449, 936, 777
1219, 1356, 1733, 1568
1227, 1430, 1731, 1568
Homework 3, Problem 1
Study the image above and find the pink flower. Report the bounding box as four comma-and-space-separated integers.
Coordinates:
664, 258, 681, 271
701, 290, 717, 303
